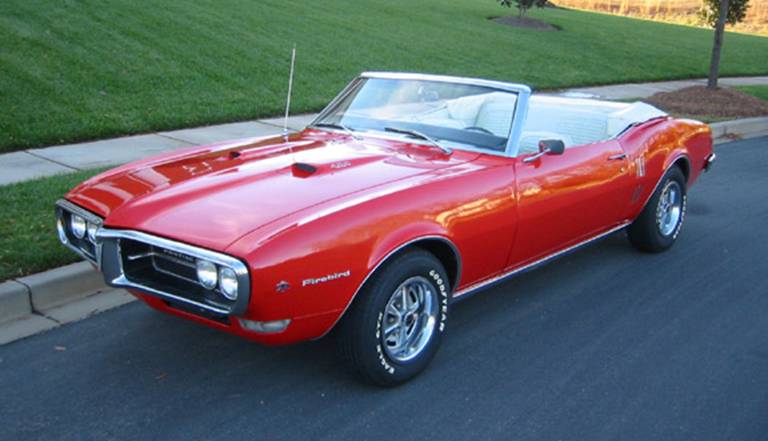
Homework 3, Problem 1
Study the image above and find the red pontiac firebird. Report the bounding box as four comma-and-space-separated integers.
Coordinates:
56, 72, 715, 386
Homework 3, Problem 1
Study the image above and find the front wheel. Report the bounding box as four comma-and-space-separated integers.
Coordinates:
334, 250, 450, 387
627, 166, 687, 253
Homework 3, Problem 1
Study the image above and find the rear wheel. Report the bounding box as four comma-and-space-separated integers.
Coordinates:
335, 250, 450, 387
628, 166, 687, 253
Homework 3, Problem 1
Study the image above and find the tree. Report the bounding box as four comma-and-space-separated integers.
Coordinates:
701, 0, 751, 89
499, 0, 548, 18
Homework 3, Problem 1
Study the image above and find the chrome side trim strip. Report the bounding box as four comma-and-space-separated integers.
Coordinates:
704, 152, 716, 172
453, 222, 630, 300
96, 228, 251, 316
316, 235, 462, 339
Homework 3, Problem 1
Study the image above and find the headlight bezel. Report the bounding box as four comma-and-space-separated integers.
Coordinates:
97, 228, 252, 316
56, 199, 104, 264
218, 267, 239, 300
195, 259, 218, 290
70, 214, 87, 239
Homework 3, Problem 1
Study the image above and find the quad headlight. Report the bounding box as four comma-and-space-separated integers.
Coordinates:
87, 222, 99, 242
56, 218, 68, 244
70, 214, 87, 239
218, 267, 239, 301
195, 259, 239, 301
196, 259, 218, 290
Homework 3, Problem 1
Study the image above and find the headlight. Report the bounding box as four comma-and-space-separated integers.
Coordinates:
87, 222, 99, 242
219, 267, 238, 300
196, 260, 217, 290
56, 218, 68, 244
70, 215, 86, 239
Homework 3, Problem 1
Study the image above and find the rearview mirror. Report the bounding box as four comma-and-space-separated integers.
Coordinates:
539, 139, 565, 155
523, 139, 566, 163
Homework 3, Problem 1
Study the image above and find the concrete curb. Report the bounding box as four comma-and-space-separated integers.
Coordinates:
0, 280, 32, 323
0, 262, 135, 346
18, 261, 108, 311
710, 117, 768, 143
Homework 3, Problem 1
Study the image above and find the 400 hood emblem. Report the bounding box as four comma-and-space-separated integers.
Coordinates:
302, 270, 351, 287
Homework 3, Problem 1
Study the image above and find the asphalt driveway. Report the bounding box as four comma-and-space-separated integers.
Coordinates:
1, 136, 767, 441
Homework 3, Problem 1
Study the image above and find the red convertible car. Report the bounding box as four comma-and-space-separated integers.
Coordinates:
56, 72, 714, 386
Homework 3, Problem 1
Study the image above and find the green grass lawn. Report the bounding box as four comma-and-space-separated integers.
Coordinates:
736, 85, 768, 101
1, 1, 767, 154
0, 169, 103, 282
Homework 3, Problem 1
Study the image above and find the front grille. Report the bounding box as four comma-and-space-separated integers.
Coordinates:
57, 202, 251, 317
95, 229, 251, 316
119, 239, 235, 312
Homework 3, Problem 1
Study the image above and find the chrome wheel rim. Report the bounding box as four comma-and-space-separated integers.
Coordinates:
381, 276, 438, 362
656, 181, 683, 237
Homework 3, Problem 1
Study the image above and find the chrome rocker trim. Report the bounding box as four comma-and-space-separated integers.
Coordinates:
96, 228, 251, 316
704, 153, 716, 172
453, 222, 630, 300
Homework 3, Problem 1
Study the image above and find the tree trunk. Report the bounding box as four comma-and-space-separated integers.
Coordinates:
707, 0, 730, 90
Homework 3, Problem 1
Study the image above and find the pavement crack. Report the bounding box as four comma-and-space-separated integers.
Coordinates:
31, 311, 61, 325
155, 133, 196, 145
23, 150, 80, 171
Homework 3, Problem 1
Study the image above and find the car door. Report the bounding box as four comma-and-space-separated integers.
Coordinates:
506, 139, 633, 268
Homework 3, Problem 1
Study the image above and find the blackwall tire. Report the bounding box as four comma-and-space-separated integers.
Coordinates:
628, 166, 687, 253
335, 250, 450, 387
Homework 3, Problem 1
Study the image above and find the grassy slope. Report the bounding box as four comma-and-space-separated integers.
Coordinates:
1, 0, 767, 153
736, 85, 768, 101
0, 169, 103, 281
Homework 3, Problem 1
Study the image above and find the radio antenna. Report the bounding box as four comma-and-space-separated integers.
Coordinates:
283, 45, 296, 140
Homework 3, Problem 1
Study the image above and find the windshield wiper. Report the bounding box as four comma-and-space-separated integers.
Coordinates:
384, 127, 452, 155
310, 122, 361, 139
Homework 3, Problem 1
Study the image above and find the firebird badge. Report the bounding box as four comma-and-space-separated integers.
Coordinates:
275, 281, 291, 293
302, 270, 351, 287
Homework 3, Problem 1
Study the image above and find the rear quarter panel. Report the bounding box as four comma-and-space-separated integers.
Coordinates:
619, 118, 712, 221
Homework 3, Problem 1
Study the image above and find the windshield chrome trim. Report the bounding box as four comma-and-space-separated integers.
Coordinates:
359, 72, 532, 95
310, 72, 533, 158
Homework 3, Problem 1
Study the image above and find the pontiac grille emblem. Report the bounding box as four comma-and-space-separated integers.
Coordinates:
276, 281, 291, 293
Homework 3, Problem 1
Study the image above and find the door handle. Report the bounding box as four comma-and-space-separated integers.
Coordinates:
608, 153, 627, 161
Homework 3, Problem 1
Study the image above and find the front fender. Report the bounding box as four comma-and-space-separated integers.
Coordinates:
225, 197, 459, 342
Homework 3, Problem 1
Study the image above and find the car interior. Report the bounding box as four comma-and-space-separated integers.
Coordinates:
410, 92, 667, 154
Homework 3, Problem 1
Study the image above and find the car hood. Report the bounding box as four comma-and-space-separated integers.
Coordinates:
67, 130, 478, 251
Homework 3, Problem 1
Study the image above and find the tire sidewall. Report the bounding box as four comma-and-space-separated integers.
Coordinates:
649, 167, 688, 248
359, 252, 450, 385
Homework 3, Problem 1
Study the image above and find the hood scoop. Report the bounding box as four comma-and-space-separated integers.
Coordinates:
291, 162, 318, 178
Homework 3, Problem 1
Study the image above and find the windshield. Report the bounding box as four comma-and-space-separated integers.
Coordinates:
314, 77, 519, 152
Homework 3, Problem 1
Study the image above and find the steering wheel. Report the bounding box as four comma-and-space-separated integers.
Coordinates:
464, 126, 494, 136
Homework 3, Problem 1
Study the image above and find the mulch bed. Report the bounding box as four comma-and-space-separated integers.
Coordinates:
645, 85, 768, 118
492, 16, 561, 31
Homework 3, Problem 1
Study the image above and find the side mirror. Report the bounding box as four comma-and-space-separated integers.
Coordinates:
539, 139, 565, 155
523, 139, 565, 163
